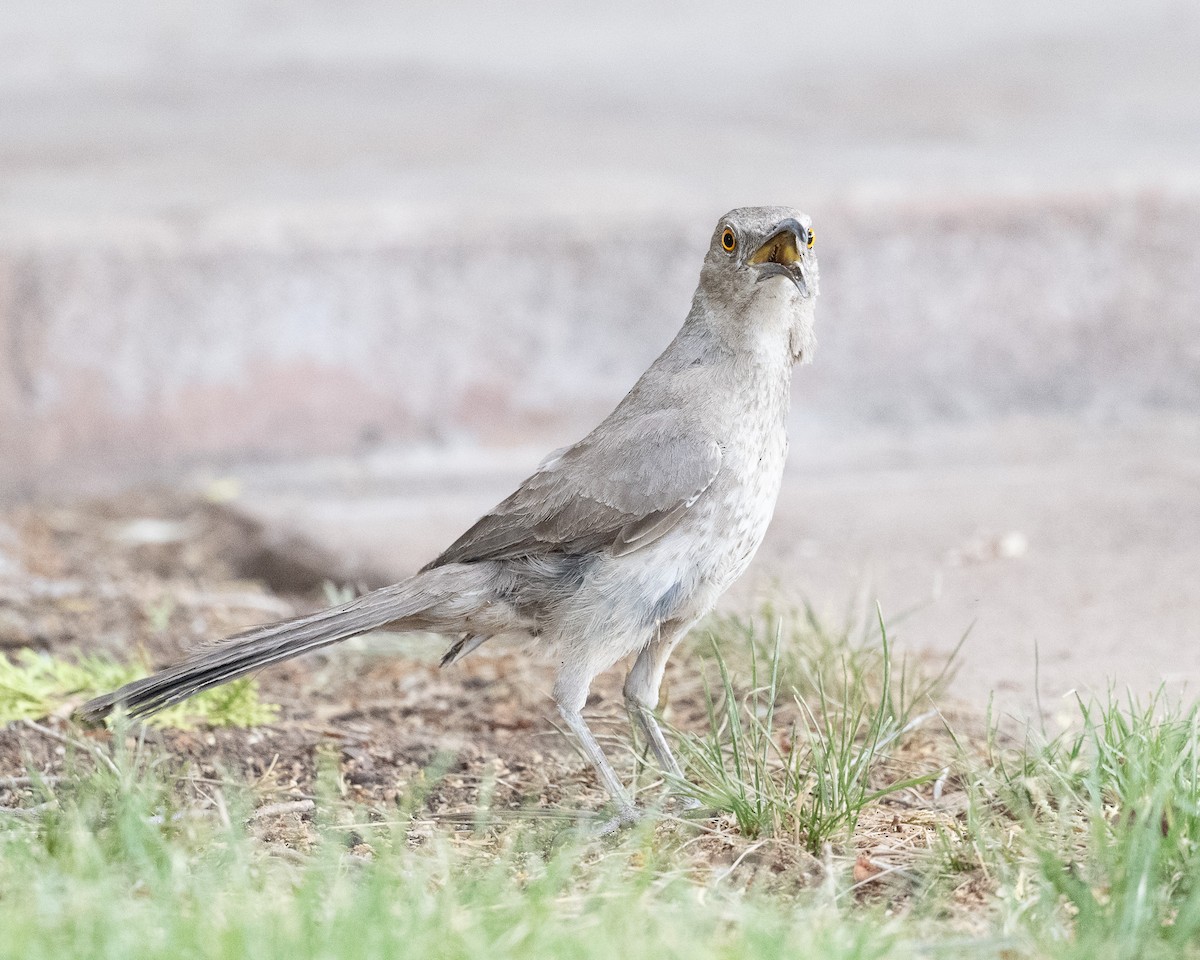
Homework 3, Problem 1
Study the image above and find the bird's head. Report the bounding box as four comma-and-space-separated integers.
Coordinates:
695, 206, 819, 363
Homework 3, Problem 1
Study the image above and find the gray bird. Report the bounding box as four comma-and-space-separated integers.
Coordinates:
79, 206, 819, 827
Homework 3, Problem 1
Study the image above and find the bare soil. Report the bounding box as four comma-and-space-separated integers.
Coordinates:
0, 492, 978, 897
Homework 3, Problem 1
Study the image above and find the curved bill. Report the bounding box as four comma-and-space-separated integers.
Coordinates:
748, 218, 812, 297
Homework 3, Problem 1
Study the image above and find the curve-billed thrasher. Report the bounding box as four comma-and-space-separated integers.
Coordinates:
80, 206, 819, 826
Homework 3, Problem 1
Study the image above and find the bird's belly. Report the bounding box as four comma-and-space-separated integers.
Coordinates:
641, 426, 789, 622
700, 438, 788, 589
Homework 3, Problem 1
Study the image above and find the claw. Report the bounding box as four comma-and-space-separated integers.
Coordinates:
675, 804, 721, 821
592, 804, 645, 836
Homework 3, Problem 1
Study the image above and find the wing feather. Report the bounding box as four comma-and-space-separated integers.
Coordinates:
426, 412, 721, 567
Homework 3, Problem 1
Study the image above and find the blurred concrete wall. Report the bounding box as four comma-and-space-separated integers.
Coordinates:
3, 193, 1199, 497
2, 1, 1199, 498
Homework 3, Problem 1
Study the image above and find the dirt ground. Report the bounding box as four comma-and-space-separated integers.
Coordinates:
0, 492, 981, 894
225, 416, 1200, 719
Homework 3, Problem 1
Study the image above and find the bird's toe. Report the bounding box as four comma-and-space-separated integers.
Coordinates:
592, 803, 646, 836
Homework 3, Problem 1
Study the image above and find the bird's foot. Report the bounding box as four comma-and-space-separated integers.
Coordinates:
666, 792, 723, 821
591, 803, 646, 837
675, 804, 722, 821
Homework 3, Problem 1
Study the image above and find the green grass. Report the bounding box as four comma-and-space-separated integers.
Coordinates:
966, 691, 1200, 959
672, 607, 937, 847
0, 737, 907, 960
5, 609, 1200, 958
0, 649, 278, 728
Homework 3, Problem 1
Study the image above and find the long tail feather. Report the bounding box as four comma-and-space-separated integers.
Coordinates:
76, 570, 470, 723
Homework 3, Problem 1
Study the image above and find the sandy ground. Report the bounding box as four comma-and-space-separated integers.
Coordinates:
0, 492, 976, 892
219, 415, 1200, 718
2, 1, 1197, 721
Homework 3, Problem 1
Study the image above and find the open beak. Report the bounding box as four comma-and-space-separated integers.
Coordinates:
748, 218, 811, 297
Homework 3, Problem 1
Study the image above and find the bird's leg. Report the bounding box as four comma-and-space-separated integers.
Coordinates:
553, 664, 641, 829
555, 703, 640, 829
627, 701, 685, 779
623, 623, 700, 810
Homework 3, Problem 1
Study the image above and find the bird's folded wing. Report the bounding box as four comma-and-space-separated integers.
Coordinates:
426, 413, 722, 566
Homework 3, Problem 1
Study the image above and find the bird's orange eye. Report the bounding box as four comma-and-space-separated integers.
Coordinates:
807, 228, 815, 250
721, 228, 736, 253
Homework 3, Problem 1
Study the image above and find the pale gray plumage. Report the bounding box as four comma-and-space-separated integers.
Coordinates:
79, 205, 820, 828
